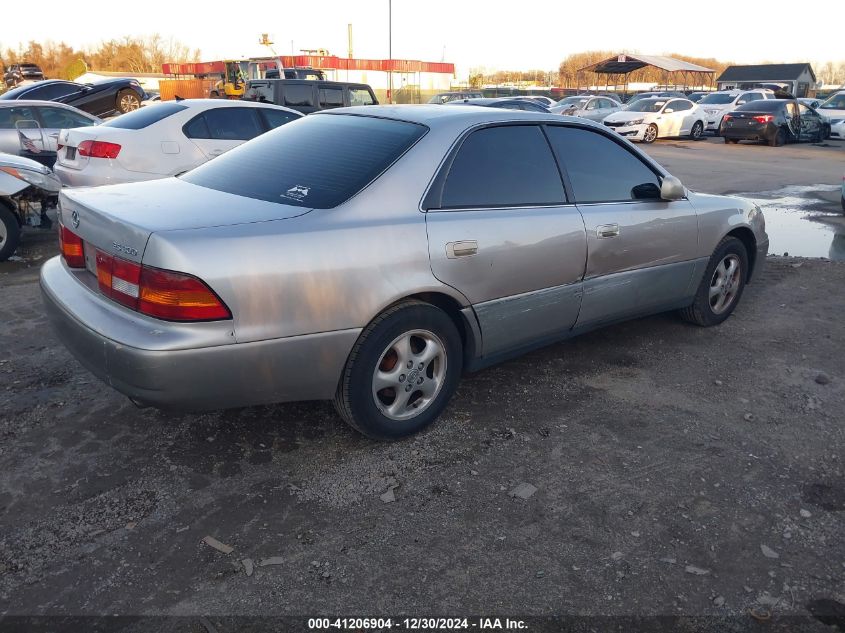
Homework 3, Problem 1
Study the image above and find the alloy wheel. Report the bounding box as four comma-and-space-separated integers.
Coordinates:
709, 254, 742, 315
120, 94, 140, 112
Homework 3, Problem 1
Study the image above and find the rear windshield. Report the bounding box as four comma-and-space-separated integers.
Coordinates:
181, 114, 427, 209
103, 102, 188, 129
736, 100, 784, 112
699, 93, 736, 105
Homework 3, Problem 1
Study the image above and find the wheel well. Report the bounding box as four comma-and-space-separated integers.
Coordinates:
408, 292, 477, 362
726, 227, 757, 281
0, 197, 22, 226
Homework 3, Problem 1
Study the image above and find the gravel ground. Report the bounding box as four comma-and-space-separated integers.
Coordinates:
0, 141, 843, 631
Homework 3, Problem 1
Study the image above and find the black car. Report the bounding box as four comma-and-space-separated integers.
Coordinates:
721, 99, 829, 146
3, 63, 44, 88
243, 79, 378, 114
0, 78, 146, 116
443, 97, 550, 112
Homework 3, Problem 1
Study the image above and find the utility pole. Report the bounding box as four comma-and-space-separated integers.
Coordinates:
388, 0, 393, 103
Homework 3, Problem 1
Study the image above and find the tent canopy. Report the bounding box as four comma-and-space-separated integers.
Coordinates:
579, 54, 714, 75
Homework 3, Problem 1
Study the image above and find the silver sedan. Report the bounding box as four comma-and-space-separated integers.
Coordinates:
41, 106, 768, 439
0, 100, 101, 161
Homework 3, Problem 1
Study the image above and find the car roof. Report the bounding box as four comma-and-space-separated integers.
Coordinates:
171, 98, 301, 111
319, 103, 592, 127
0, 99, 100, 115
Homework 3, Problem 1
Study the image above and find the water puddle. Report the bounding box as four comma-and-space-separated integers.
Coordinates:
740, 185, 844, 260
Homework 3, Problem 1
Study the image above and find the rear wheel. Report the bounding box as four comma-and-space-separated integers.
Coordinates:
769, 127, 787, 147
724, 137, 739, 144
334, 300, 463, 440
689, 121, 704, 140
0, 203, 22, 262
643, 124, 658, 144
680, 236, 748, 327
116, 89, 141, 114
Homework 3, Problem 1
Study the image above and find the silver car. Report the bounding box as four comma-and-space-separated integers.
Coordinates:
551, 96, 621, 121
0, 100, 100, 159
41, 106, 769, 440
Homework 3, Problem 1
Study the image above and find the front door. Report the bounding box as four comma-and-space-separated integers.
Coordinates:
425, 124, 587, 356
544, 124, 700, 328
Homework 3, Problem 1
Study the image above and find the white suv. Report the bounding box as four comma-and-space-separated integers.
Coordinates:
699, 90, 776, 134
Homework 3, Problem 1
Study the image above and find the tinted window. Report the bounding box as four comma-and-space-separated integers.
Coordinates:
181, 114, 426, 209
820, 93, 845, 109
736, 100, 785, 112
38, 107, 96, 129
196, 108, 263, 140
319, 87, 343, 107
283, 85, 314, 107
103, 102, 187, 129
546, 126, 660, 203
26, 83, 80, 100
0, 106, 38, 129
245, 82, 274, 103
259, 108, 300, 130
699, 93, 736, 105
441, 126, 564, 209
350, 88, 375, 105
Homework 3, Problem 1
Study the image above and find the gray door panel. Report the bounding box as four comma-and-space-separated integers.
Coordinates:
426, 207, 587, 356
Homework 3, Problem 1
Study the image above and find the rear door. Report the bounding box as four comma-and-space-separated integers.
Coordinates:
545, 125, 700, 328
665, 99, 695, 135
425, 124, 587, 356
183, 107, 264, 159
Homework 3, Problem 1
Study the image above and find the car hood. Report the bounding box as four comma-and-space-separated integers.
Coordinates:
59, 177, 314, 263
604, 111, 654, 123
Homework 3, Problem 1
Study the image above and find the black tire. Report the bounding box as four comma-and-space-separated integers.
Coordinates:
689, 121, 704, 140
679, 236, 749, 327
815, 125, 827, 143
724, 137, 739, 144
334, 300, 463, 440
0, 203, 22, 262
823, 124, 831, 140
769, 127, 787, 147
643, 124, 658, 144
116, 89, 141, 114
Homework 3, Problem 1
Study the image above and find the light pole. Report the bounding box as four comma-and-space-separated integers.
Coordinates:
388, 0, 393, 104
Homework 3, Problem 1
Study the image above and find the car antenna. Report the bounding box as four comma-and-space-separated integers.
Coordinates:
175, 95, 184, 101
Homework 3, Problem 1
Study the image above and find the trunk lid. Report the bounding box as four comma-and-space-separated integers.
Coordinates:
59, 177, 314, 265
56, 126, 128, 171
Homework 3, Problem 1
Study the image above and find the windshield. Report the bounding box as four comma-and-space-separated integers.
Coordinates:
820, 93, 845, 110
557, 97, 588, 107
181, 114, 428, 209
628, 99, 666, 113
699, 93, 736, 105
103, 102, 188, 129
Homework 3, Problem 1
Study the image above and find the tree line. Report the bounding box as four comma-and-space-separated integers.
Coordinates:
0, 35, 200, 81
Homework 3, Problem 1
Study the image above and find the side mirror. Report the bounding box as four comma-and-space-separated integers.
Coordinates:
664, 108, 674, 113
660, 175, 686, 201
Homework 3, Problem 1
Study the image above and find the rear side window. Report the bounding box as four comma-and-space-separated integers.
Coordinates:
184, 108, 263, 140
38, 107, 96, 129
440, 125, 565, 209
0, 106, 38, 129
546, 126, 660, 203
283, 85, 314, 107
181, 114, 427, 209
319, 87, 343, 108
350, 88, 375, 105
103, 102, 188, 129
259, 108, 300, 130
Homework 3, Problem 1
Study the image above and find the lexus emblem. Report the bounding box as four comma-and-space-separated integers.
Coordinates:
70, 210, 80, 229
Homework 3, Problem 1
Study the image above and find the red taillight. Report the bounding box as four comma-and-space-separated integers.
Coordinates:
723, 115, 733, 122
753, 115, 774, 124
57, 143, 64, 150
60, 226, 85, 268
94, 250, 230, 322
78, 140, 121, 159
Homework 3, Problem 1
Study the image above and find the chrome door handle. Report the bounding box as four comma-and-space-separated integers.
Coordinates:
446, 240, 478, 258
596, 224, 620, 238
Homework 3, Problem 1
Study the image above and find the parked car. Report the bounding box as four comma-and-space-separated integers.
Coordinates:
698, 89, 775, 134
720, 99, 828, 146
524, 96, 557, 107
41, 106, 768, 439
841, 173, 845, 213
799, 98, 822, 109
0, 101, 101, 168
578, 92, 623, 103
818, 91, 845, 140
428, 91, 483, 104
444, 97, 550, 112
243, 79, 377, 114
603, 97, 706, 143
54, 99, 301, 187
140, 92, 161, 107
3, 63, 44, 88
0, 78, 146, 116
686, 92, 709, 103
550, 96, 621, 121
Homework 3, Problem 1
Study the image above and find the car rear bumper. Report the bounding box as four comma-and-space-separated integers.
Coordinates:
40, 256, 359, 410
721, 122, 777, 141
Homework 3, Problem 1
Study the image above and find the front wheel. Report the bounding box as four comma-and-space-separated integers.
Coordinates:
116, 89, 141, 114
679, 236, 748, 327
689, 121, 704, 140
0, 203, 22, 262
334, 300, 463, 440
643, 124, 658, 144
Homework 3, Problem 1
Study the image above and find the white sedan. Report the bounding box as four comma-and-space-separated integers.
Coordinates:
602, 97, 706, 143
54, 99, 301, 187
818, 91, 845, 141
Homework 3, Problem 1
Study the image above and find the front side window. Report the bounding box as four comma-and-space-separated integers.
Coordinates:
318, 88, 343, 107
667, 100, 692, 112
181, 114, 426, 209
38, 107, 97, 129
25, 83, 80, 100
440, 125, 564, 209
259, 108, 300, 129
546, 126, 661, 203
349, 89, 375, 105
0, 106, 38, 129
188, 107, 263, 140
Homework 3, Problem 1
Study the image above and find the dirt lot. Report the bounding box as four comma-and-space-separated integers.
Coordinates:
1, 139, 844, 631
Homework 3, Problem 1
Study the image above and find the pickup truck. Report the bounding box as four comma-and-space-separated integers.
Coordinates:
243, 79, 378, 114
